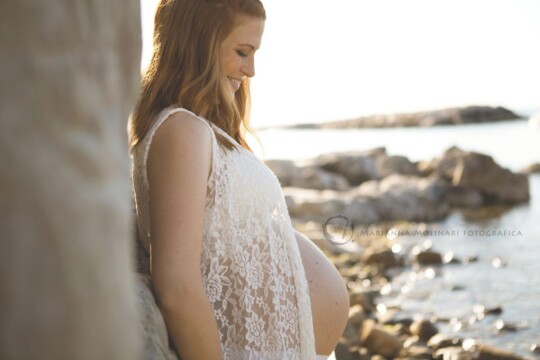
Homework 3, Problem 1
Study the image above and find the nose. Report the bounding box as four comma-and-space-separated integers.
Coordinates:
242, 56, 255, 78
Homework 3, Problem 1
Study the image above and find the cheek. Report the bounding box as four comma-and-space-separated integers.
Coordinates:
221, 53, 241, 75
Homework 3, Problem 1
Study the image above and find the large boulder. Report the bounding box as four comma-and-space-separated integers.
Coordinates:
354, 175, 451, 222
376, 155, 420, 179
265, 160, 350, 191
315, 149, 384, 185
291, 166, 350, 191
283, 188, 347, 222
264, 159, 302, 187
437, 147, 529, 204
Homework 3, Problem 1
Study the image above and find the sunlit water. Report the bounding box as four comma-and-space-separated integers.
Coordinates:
252, 120, 540, 357
252, 120, 539, 172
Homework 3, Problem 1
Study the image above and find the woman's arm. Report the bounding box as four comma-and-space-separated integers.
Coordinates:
147, 112, 223, 360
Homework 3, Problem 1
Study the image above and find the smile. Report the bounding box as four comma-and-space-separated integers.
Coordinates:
227, 77, 242, 91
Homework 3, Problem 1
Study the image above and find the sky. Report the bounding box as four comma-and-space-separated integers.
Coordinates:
140, 0, 540, 128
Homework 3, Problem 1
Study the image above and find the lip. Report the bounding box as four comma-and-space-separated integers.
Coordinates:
227, 76, 242, 91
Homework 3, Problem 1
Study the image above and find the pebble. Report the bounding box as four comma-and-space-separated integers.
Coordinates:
410, 319, 439, 342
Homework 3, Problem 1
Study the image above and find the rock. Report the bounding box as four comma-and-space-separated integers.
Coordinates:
436, 147, 529, 204
334, 340, 363, 360
341, 305, 367, 348
403, 335, 423, 348
405, 345, 434, 359
520, 162, 540, 174
417, 159, 438, 177
463, 255, 479, 264
434, 346, 472, 360
376, 309, 413, 327
410, 319, 439, 342
285, 106, 522, 129
287, 173, 452, 224
359, 319, 403, 358
372, 175, 451, 222
376, 155, 420, 179
265, 160, 351, 191
316, 150, 381, 185
291, 166, 350, 191
349, 291, 376, 312
472, 305, 503, 317
476, 344, 524, 360
445, 186, 484, 208
494, 319, 518, 333
348, 305, 368, 328
530, 344, 540, 354
283, 188, 346, 222
343, 198, 381, 225
427, 334, 463, 350
0, 1, 142, 358
364, 249, 401, 269
415, 250, 443, 266
264, 159, 302, 186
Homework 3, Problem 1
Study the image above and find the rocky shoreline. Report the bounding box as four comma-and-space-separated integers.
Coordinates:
273, 106, 522, 130
266, 147, 538, 360
266, 146, 530, 227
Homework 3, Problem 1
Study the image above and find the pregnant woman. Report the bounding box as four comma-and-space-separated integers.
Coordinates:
129, 0, 349, 359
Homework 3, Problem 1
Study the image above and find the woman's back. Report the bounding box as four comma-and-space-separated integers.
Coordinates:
131, 107, 317, 359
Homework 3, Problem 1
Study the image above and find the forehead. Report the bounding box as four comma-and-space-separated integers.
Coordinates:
224, 16, 265, 48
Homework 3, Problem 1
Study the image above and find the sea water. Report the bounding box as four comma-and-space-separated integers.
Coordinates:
252, 120, 540, 357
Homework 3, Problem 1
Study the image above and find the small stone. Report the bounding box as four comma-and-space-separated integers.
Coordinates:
435, 346, 472, 360
463, 255, 479, 264
476, 343, 524, 360
410, 319, 439, 342
348, 305, 367, 328
494, 319, 518, 333
403, 335, 422, 348
484, 306, 503, 315
364, 249, 400, 269
349, 289, 375, 312
360, 319, 403, 358
334, 340, 362, 360
427, 334, 463, 350
415, 250, 443, 266
531, 344, 540, 354
406, 345, 434, 360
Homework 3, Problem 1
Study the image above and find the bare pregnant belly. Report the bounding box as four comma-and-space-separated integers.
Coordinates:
295, 231, 349, 355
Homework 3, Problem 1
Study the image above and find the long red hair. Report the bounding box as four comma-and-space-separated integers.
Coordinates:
129, 0, 266, 152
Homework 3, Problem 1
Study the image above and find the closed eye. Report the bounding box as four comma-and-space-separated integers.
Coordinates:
236, 50, 248, 57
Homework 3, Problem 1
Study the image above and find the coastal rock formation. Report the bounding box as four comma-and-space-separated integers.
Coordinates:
353, 175, 450, 222
283, 106, 522, 129
265, 160, 350, 191
520, 162, 540, 174
281, 146, 529, 225
316, 150, 381, 185
0, 1, 142, 359
436, 147, 530, 204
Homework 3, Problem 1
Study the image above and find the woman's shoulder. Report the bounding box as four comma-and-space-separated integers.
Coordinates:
154, 106, 214, 136
146, 107, 214, 184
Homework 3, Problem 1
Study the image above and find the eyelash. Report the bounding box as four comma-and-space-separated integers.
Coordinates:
236, 50, 248, 58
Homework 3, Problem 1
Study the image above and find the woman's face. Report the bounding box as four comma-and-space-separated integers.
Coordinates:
220, 16, 265, 94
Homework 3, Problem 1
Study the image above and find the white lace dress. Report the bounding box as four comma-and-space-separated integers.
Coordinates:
130, 106, 316, 360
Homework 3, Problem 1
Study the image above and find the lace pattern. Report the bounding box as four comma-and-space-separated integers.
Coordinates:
130, 107, 316, 359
